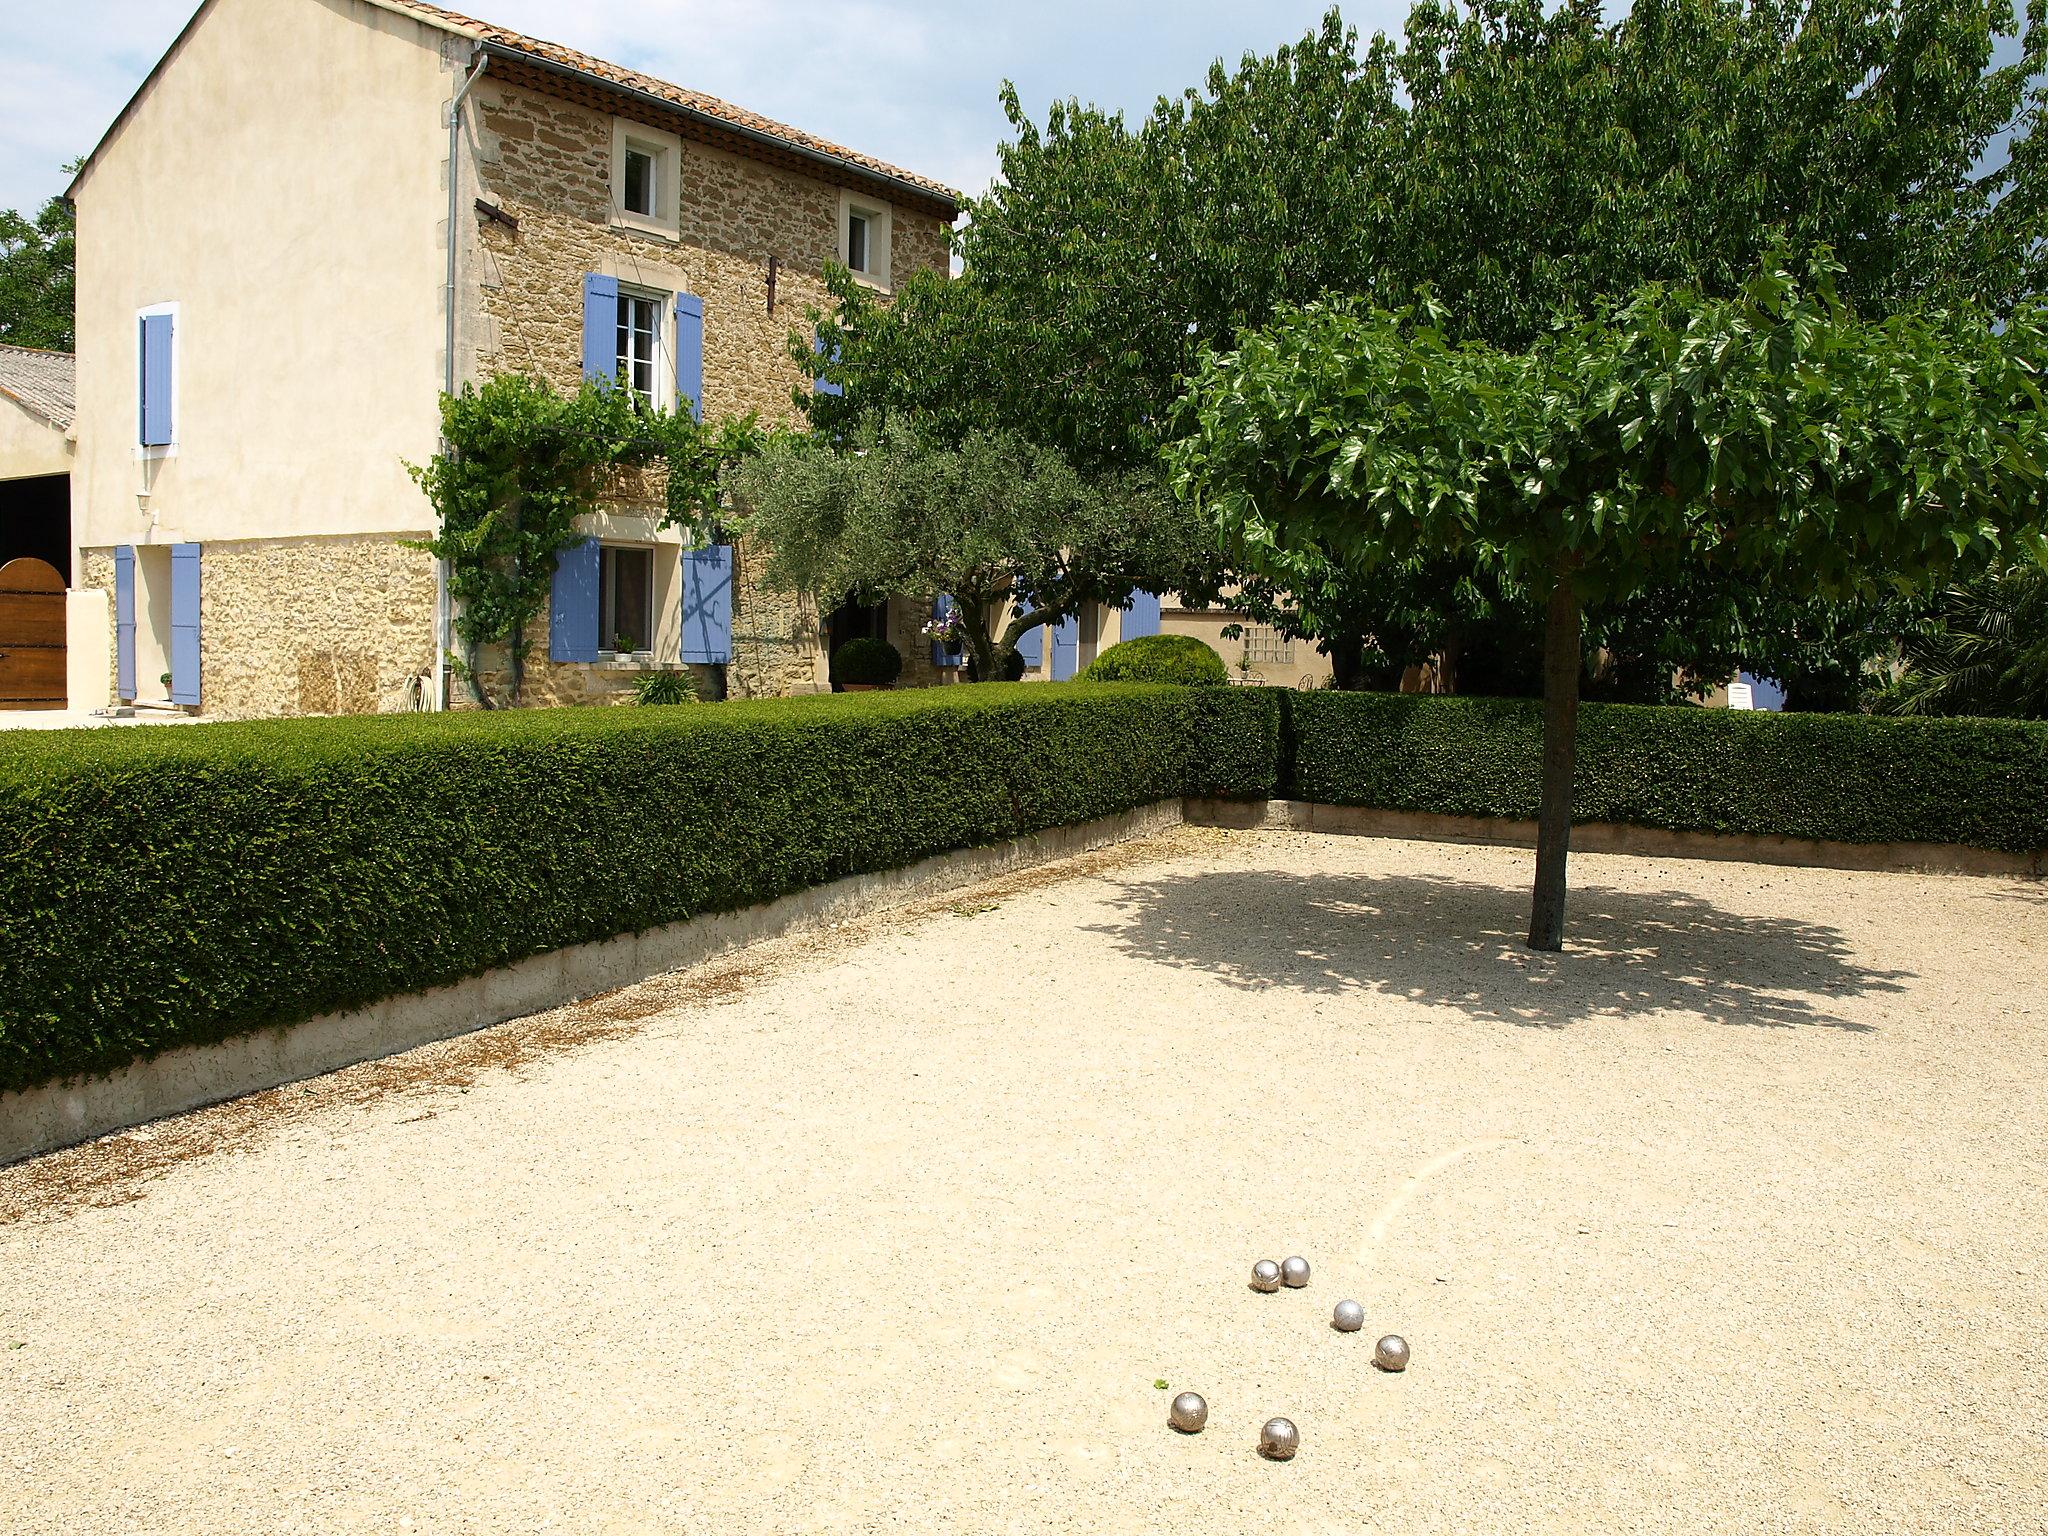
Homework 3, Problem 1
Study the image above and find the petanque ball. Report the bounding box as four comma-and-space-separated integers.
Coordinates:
1251, 1260, 1282, 1292
1375, 1334, 1410, 1372
1332, 1299, 1365, 1333
1258, 1417, 1300, 1461
1169, 1392, 1208, 1434
1281, 1256, 1311, 1288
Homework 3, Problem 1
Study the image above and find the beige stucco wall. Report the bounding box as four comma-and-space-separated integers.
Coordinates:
70, 0, 452, 559
0, 398, 72, 483
460, 78, 955, 703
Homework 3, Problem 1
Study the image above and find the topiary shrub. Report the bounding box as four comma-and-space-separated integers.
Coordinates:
633, 670, 696, 705
1083, 633, 1229, 686
830, 637, 903, 688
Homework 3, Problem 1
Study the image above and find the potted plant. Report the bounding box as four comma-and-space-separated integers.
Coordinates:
830, 637, 903, 691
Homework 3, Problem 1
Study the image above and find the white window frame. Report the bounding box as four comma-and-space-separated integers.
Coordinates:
598, 542, 658, 657
611, 118, 682, 239
614, 284, 670, 411
136, 300, 180, 461
838, 189, 893, 290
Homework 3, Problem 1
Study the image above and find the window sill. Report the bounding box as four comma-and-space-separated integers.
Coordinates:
608, 210, 679, 241
846, 269, 892, 294
595, 652, 676, 671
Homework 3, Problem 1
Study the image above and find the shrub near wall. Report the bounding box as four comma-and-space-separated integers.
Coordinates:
1287, 692, 2048, 854
0, 685, 1279, 1095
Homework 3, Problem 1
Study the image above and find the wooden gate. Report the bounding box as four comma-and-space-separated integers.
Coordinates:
0, 557, 66, 710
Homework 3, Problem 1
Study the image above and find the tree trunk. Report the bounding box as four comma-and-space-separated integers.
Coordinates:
1526, 569, 1582, 952
963, 600, 997, 683
508, 619, 525, 706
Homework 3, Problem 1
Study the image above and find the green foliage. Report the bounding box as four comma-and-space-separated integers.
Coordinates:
1082, 634, 1229, 687
732, 419, 1219, 678
829, 637, 903, 687
1174, 257, 2048, 616
1875, 562, 2048, 718
632, 670, 696, 706
1287, 690, 2048, 854
0, 162, 77, 350
0, 685, 1278, 1094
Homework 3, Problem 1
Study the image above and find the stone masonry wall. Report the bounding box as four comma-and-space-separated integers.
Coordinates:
78, 536, 437, 719
466, 80, 954, 703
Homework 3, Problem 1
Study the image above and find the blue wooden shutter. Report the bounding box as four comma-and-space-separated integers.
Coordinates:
930, 594, 963, 667
114, 545, 137, 701
1122, 589, 1162, 639
169, 543, 202, 706
813, 333, 843, 397
1013, 594, 1042, 667
549, 536, 601, 662
1050, 612, 1080, 680
581, 274, 620, 382
675, 292, 704, 420
139, 313, 174, 446
681, 544, 734, 663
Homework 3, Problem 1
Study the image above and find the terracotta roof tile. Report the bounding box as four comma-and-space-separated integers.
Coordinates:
0, 344, 74, 432
377, 0, 962, 210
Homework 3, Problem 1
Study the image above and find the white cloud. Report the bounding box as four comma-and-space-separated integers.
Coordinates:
2, 0, 1414, 215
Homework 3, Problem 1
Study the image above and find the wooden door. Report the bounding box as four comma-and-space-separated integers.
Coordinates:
0, 557, 66, 710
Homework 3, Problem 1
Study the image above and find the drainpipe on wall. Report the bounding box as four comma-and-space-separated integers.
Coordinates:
436, 43, 488, 711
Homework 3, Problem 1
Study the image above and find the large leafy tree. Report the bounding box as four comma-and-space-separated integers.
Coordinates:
0, 163, 79, 351
733, 420, 1219, 679
1173, 258, 2048, 948
809, 1, 2048, 681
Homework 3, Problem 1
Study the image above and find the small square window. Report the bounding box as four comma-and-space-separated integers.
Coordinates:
623, 146, 656, 218
600, 545, 655, 654
838, 193, 891, 288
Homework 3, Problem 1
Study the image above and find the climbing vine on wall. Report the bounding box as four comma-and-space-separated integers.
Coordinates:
407, 373, 760, 707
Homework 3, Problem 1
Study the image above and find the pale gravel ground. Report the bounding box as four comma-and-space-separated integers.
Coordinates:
4, 827, 2046, 1536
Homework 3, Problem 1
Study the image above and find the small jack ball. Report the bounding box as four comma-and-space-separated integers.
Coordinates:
1375, 1334, 1411, 1372
1281, 1256, 1311, 1288
1259, 1417, 1300, 1461
1251, 1260, 1282, 1292
1169, 1392, 1208, 1434
1332, 1299, 1365, 1332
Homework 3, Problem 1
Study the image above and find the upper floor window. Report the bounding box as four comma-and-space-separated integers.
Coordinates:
839, 191, 892, 289
611, 119, 682, 238
137, 303, 178, 453
616, 289, 662, 405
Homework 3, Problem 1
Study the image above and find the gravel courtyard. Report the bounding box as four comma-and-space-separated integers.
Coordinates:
4, 827, 2045, 1535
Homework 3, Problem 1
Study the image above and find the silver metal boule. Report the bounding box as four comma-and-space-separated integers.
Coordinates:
1375, 1334, 1411, 1372
1251, 1260, 1282, 1293
1169, 1392, 1208, 1434
1258, 1417, 1300, 1461
1281, 1256, 1311, 1288
1332, 1299, 1365, 1332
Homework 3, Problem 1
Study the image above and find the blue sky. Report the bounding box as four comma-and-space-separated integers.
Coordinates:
0, 0, 1420, 217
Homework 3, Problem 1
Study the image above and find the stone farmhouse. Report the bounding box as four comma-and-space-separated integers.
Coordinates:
55, 0, 978, 717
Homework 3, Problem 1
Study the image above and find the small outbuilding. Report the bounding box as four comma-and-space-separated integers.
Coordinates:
0, 344, 81, 711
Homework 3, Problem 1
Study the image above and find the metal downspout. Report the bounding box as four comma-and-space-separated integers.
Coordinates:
437, 46, 488, 710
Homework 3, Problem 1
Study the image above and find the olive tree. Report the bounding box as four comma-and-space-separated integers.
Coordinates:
1173, 257, 2048, 949
732, 420, 1220, 680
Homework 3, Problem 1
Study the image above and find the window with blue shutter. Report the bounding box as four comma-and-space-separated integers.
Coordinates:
681, 544, 734, 663
1013, 594, 1042, 667
1121, 589, 1162, 639
1050, 611, 1080, 680
169, 543, 202, 706
581, 274, 621, 383
139, 312, 174, 447
675, 292, 704, 420
549, 537, 601, 662
114, 546, 137, 701
930, 594, 964, 667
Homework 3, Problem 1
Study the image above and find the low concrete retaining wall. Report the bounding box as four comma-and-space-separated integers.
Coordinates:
0, 799, 1184, 1166
1184, 798, 2045, 878
9, 792, 2035, 1165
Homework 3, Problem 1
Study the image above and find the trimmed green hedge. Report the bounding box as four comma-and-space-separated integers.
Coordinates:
1081, 633, 1230, 686
0, 684, 1279, 1094
1287, 691, 2048, 854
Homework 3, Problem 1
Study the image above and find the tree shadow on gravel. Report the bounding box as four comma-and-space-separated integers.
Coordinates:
1083, 870, 1912, 1031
